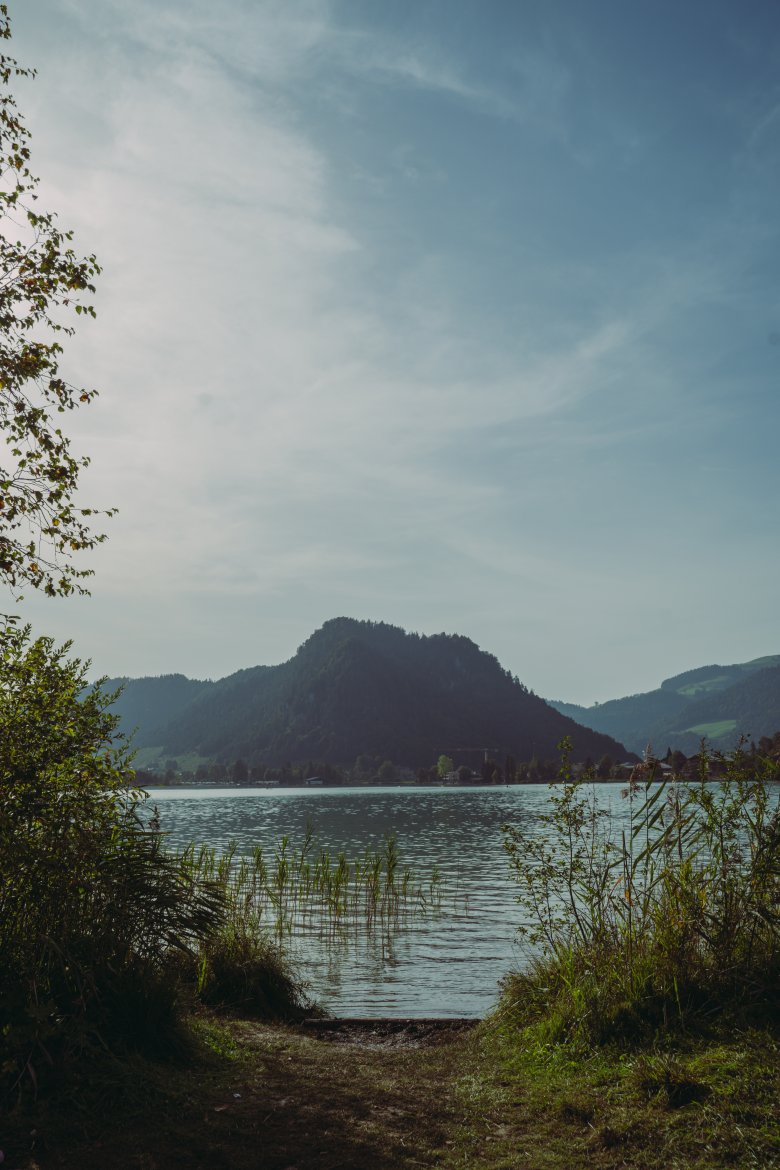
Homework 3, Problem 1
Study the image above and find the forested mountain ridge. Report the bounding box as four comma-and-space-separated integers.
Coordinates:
658, 664, 780, 754
548, 655, 780, 755
105, 617, 629, 769
102, 672, 212, 737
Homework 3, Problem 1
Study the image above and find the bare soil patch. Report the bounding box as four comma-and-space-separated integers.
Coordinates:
4, 1017, 475, 1170
302, 1017, 478, 1049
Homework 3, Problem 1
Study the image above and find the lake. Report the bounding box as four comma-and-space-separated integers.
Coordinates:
144, 783, 629, 1019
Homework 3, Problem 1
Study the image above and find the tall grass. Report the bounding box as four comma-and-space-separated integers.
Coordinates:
140, 823, 444, 1018
183, 826, 443, 948
502, 738, 780, 1045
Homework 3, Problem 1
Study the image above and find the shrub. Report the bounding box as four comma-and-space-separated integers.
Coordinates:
502, 738, 780, 1045
196, 929, 307, 1019
0, 623, 226, 1092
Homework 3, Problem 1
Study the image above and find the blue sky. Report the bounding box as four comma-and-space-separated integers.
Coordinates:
9, 0, 780, 703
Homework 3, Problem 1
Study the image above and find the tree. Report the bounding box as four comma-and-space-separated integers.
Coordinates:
481, 756, 501, 784
596, 754, 613, 779
377, 759, 398, 783
232, 757, 249, 784
0, 19, 230, 1089
0, 623, 226, 1086
668, 749, 687, 775
437, 754, 454, 778
353, 754, 380, 782
0, 7, 112, 597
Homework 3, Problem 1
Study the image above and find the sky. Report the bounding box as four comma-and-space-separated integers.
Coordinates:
7, 0, 780, 704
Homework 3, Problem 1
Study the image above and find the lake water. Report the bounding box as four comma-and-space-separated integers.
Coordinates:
144, 784, 628, 1019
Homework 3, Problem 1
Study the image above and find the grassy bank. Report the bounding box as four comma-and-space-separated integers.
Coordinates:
453, 737, 780, 1168
455, 1011, 780, 1169
3, 1009, 778, 1169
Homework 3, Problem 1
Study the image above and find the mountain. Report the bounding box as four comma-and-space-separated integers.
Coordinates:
548, 655, 780, 755
656, 664, 780, 755
106, 617, 630, 769
102, 673, 211, 736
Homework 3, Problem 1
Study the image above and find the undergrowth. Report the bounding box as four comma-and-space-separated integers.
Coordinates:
0, 624, 306, 1106
502, 738, 780, 1047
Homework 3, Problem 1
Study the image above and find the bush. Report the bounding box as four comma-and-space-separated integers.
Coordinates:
0, 624, 227, 1092
196, 929, 307, 1019
502, 738, 780, 1045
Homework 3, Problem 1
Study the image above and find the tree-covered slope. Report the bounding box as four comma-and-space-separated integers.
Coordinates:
109, 618, 629, 768
655, 664, 780, 754
104, 673, 213, 741
549, 690, 690, 753
548, 655, 780, 754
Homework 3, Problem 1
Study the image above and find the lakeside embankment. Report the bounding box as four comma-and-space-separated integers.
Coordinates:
4, 1010, 778, 1169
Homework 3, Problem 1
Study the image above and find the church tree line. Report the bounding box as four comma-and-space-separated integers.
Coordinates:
138, 736, 780, 789
141, 749, 617, 787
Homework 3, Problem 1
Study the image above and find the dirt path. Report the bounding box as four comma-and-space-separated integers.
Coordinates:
205, 1018, 477, 1170
13, 1019, 479, 1170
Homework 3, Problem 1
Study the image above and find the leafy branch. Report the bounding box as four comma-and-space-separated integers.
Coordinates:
0, 5, 113, 597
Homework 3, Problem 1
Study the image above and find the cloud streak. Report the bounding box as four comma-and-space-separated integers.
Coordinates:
9, 0, 780, 705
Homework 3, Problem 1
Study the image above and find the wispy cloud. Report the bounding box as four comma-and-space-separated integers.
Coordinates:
326, 27, 573, 140
11, 0, 780, 701
745, 97, 780, 153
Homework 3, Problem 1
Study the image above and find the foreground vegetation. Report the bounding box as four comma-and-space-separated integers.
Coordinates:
465, 738, 780, 1168
2, 620, 778, 1167
0, 624, 439, 1107
504, 739, 780, 1048
0, 624, 309, 1107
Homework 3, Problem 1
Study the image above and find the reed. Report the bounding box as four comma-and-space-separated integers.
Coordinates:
502, 738, 780, 1046
182, 827, 440, 945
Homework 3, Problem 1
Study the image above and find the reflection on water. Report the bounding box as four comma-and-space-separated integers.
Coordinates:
144, 784, 626, 1018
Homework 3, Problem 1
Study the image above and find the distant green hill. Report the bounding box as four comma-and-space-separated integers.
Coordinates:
548, 655, 780, 755
657, 664, 780, 754
106, 618, 630, 770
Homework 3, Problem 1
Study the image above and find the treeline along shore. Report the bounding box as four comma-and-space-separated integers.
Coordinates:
136, 741, 760, 788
